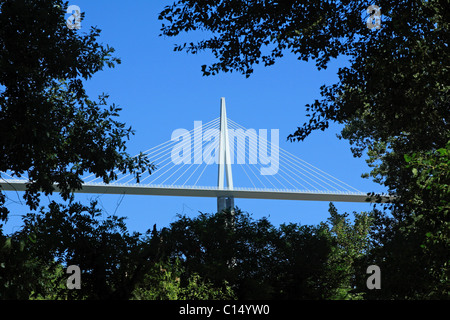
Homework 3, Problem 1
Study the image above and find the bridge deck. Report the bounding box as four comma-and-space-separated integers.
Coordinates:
1, 180, 392, 203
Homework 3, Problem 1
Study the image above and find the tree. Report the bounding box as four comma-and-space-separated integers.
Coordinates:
0, 228, 51, 299
273, 222, 334, 299
132, 259, 235, 300
1, 200, 163, 300
1, 202, 376, 300
158, 0, 449, 298
161, 210, 268, 298
0, 200, 237, 300
357, 143, 450, 299
0, 0, 153, 222
161, 208, 371, 299
320, 203, 372, 299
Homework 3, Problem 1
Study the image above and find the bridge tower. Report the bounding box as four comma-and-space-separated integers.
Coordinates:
217, 97, 235, 213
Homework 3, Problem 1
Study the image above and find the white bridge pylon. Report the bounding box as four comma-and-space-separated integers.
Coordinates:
0, 98, 393, 209
217, 98, 235, 212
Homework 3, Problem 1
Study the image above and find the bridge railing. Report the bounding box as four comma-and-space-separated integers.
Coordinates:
82, 181, 367, 195
1, 178, 367, 196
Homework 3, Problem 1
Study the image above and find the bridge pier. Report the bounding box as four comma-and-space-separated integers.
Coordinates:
217, 196, 235, 214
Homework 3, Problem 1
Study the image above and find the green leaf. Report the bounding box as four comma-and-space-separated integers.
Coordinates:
437, 148, 448, 156
3, 237, 12, 250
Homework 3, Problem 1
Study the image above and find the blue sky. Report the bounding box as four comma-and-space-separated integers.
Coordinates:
3, 0, 387, 234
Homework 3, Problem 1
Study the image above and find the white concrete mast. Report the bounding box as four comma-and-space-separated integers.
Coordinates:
217, 97, 235, 213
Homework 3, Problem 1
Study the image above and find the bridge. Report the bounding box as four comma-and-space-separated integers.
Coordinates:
0, 98, 393, 212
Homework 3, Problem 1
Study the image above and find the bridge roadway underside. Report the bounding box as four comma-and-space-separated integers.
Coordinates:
0, 181, 392, 203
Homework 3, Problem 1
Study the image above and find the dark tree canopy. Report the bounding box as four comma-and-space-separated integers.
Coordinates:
0, 0, 153, 220
160, 0, 369, 76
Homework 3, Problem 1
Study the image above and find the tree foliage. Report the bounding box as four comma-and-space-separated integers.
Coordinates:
132, 259, 235, 300
0, 0, 153, 221
160, 205, 373, 299
1, 203, 373, 300
359, 143, 450, 299
1, 200, 158, 299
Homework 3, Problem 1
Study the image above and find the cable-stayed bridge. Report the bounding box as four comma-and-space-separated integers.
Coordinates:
0, 98, 392, 212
